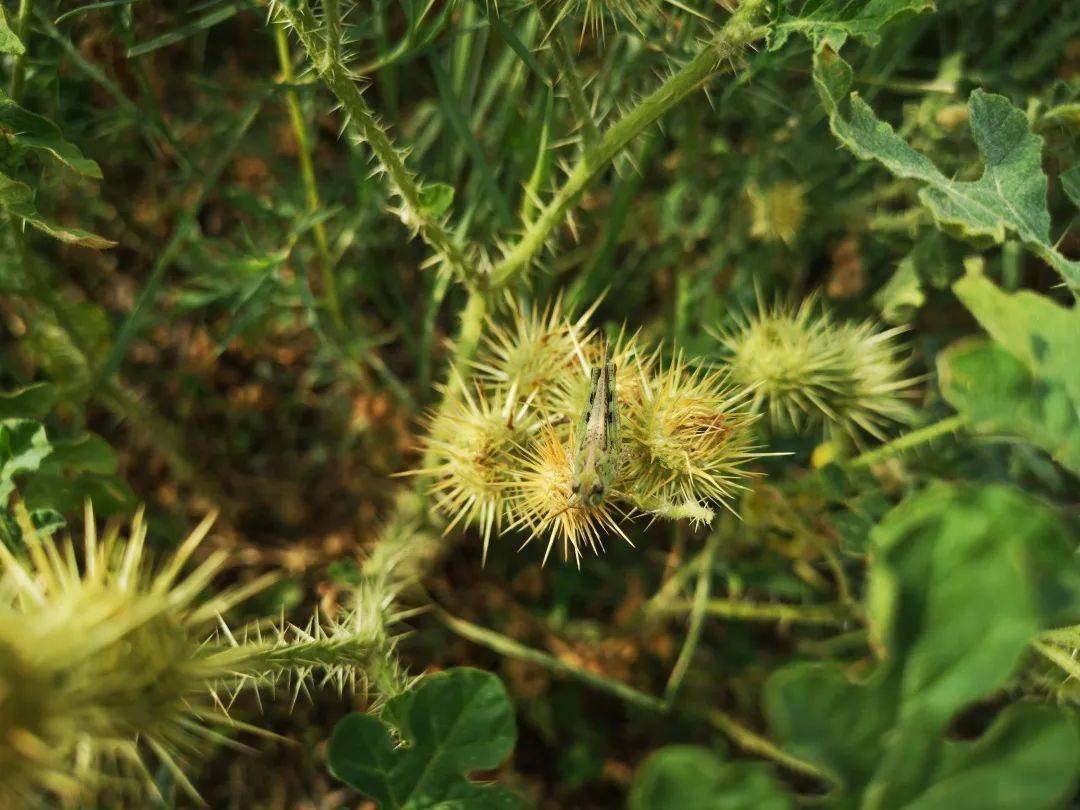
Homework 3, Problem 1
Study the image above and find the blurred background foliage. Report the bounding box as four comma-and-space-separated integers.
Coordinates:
0, 0, 1078, 806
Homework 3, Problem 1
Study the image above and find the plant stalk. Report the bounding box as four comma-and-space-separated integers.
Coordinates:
488, 0, 768, 290
273, 22, 344, 335
277, 2, 477, 288
848, 413, 968, 469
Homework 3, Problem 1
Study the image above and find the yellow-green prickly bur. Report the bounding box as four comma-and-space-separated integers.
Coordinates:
571, 342, 621, 507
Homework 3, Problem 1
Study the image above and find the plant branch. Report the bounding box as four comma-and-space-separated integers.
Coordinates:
848, 413, 968, 469
653, 598, 860, 626
488, 0, 768, 291
276, 1, 478, 288
662, 531, 718, 706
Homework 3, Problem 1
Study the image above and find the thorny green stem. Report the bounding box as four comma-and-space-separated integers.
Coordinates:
848, 413, 968, 469
654, 598, 860, 626
488, 0, 768, 290
1032, 639, 1080, 681
277, 2, 477, 289
662, 531, 718, 707
435, 605, 830, 782
273, 22, 344, 335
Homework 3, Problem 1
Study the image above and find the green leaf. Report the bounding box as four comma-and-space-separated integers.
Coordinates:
813, 47, 1080, 292
770, 0, 935, 51
0, 383, 57, 420
868, 483, 1076, 721
902, 705, 1080, 810
0, 419, 53, 504
0, 172, 115, 249
939, 339, 1080, 474
0, 90, 103, 177
328, 668, 520, 809
628, 746, 793, 810
1063, 166, 1080, 210
952, 271, 1080, 403
767, 483, 1080, 806
418, 182, 455, 220
0, 7, 25, 55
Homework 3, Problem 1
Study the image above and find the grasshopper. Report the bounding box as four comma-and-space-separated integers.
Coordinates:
571, 341, 621, 507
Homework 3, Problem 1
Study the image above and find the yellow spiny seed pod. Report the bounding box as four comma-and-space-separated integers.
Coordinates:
417, 381, 542, 562
715, 298, 918, 439
473, 293, 595, 399
507, 428, 629, 565
419, 304, 763, 562
621, 353, 761, 518
748, 181, 809, 246
0, 505, 275, 804
0, 504, 401, 805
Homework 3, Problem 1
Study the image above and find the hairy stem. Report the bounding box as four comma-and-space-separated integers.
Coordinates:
849, 413, 968, 469
277, 1, 477, 287
488, 0, 768, 290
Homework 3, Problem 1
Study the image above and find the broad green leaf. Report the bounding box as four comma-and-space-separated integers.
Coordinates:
0, 383, 57, 420
767, 483, 1079, 806
765, 663, 891, 799
952, 271, 1080, 403
0, 172, 115, 249
813, 47, 1080, 292
0, 7, 24, 55
902, 705, 1079, 810
0, 91, 103, 177
0, 419, 53, 504
328, 668, 520, 809
868, 483, 1077, 718
939, 339, 1080, 474
770, 0, 935, 51
628, 746, 792, 810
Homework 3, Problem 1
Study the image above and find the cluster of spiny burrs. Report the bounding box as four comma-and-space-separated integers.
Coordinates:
0, 504, 407, 806
417, 296, 762, 565
713, 296, 918, 440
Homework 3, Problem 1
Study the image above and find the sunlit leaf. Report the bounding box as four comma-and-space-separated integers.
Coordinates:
813, 47, 1080, 292
770, 0, 935, 50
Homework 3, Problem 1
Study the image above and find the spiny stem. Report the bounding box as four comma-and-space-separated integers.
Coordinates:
277, 1, 478, 288
1032, 639, 1080, 681
435, 605, 665, 712
662, 531, 718, 707
654, 598, 860, 626
848, 413, 968, 469
435, 605, 830, 781
273, 22, 344, 335
488, 0, 768, 291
